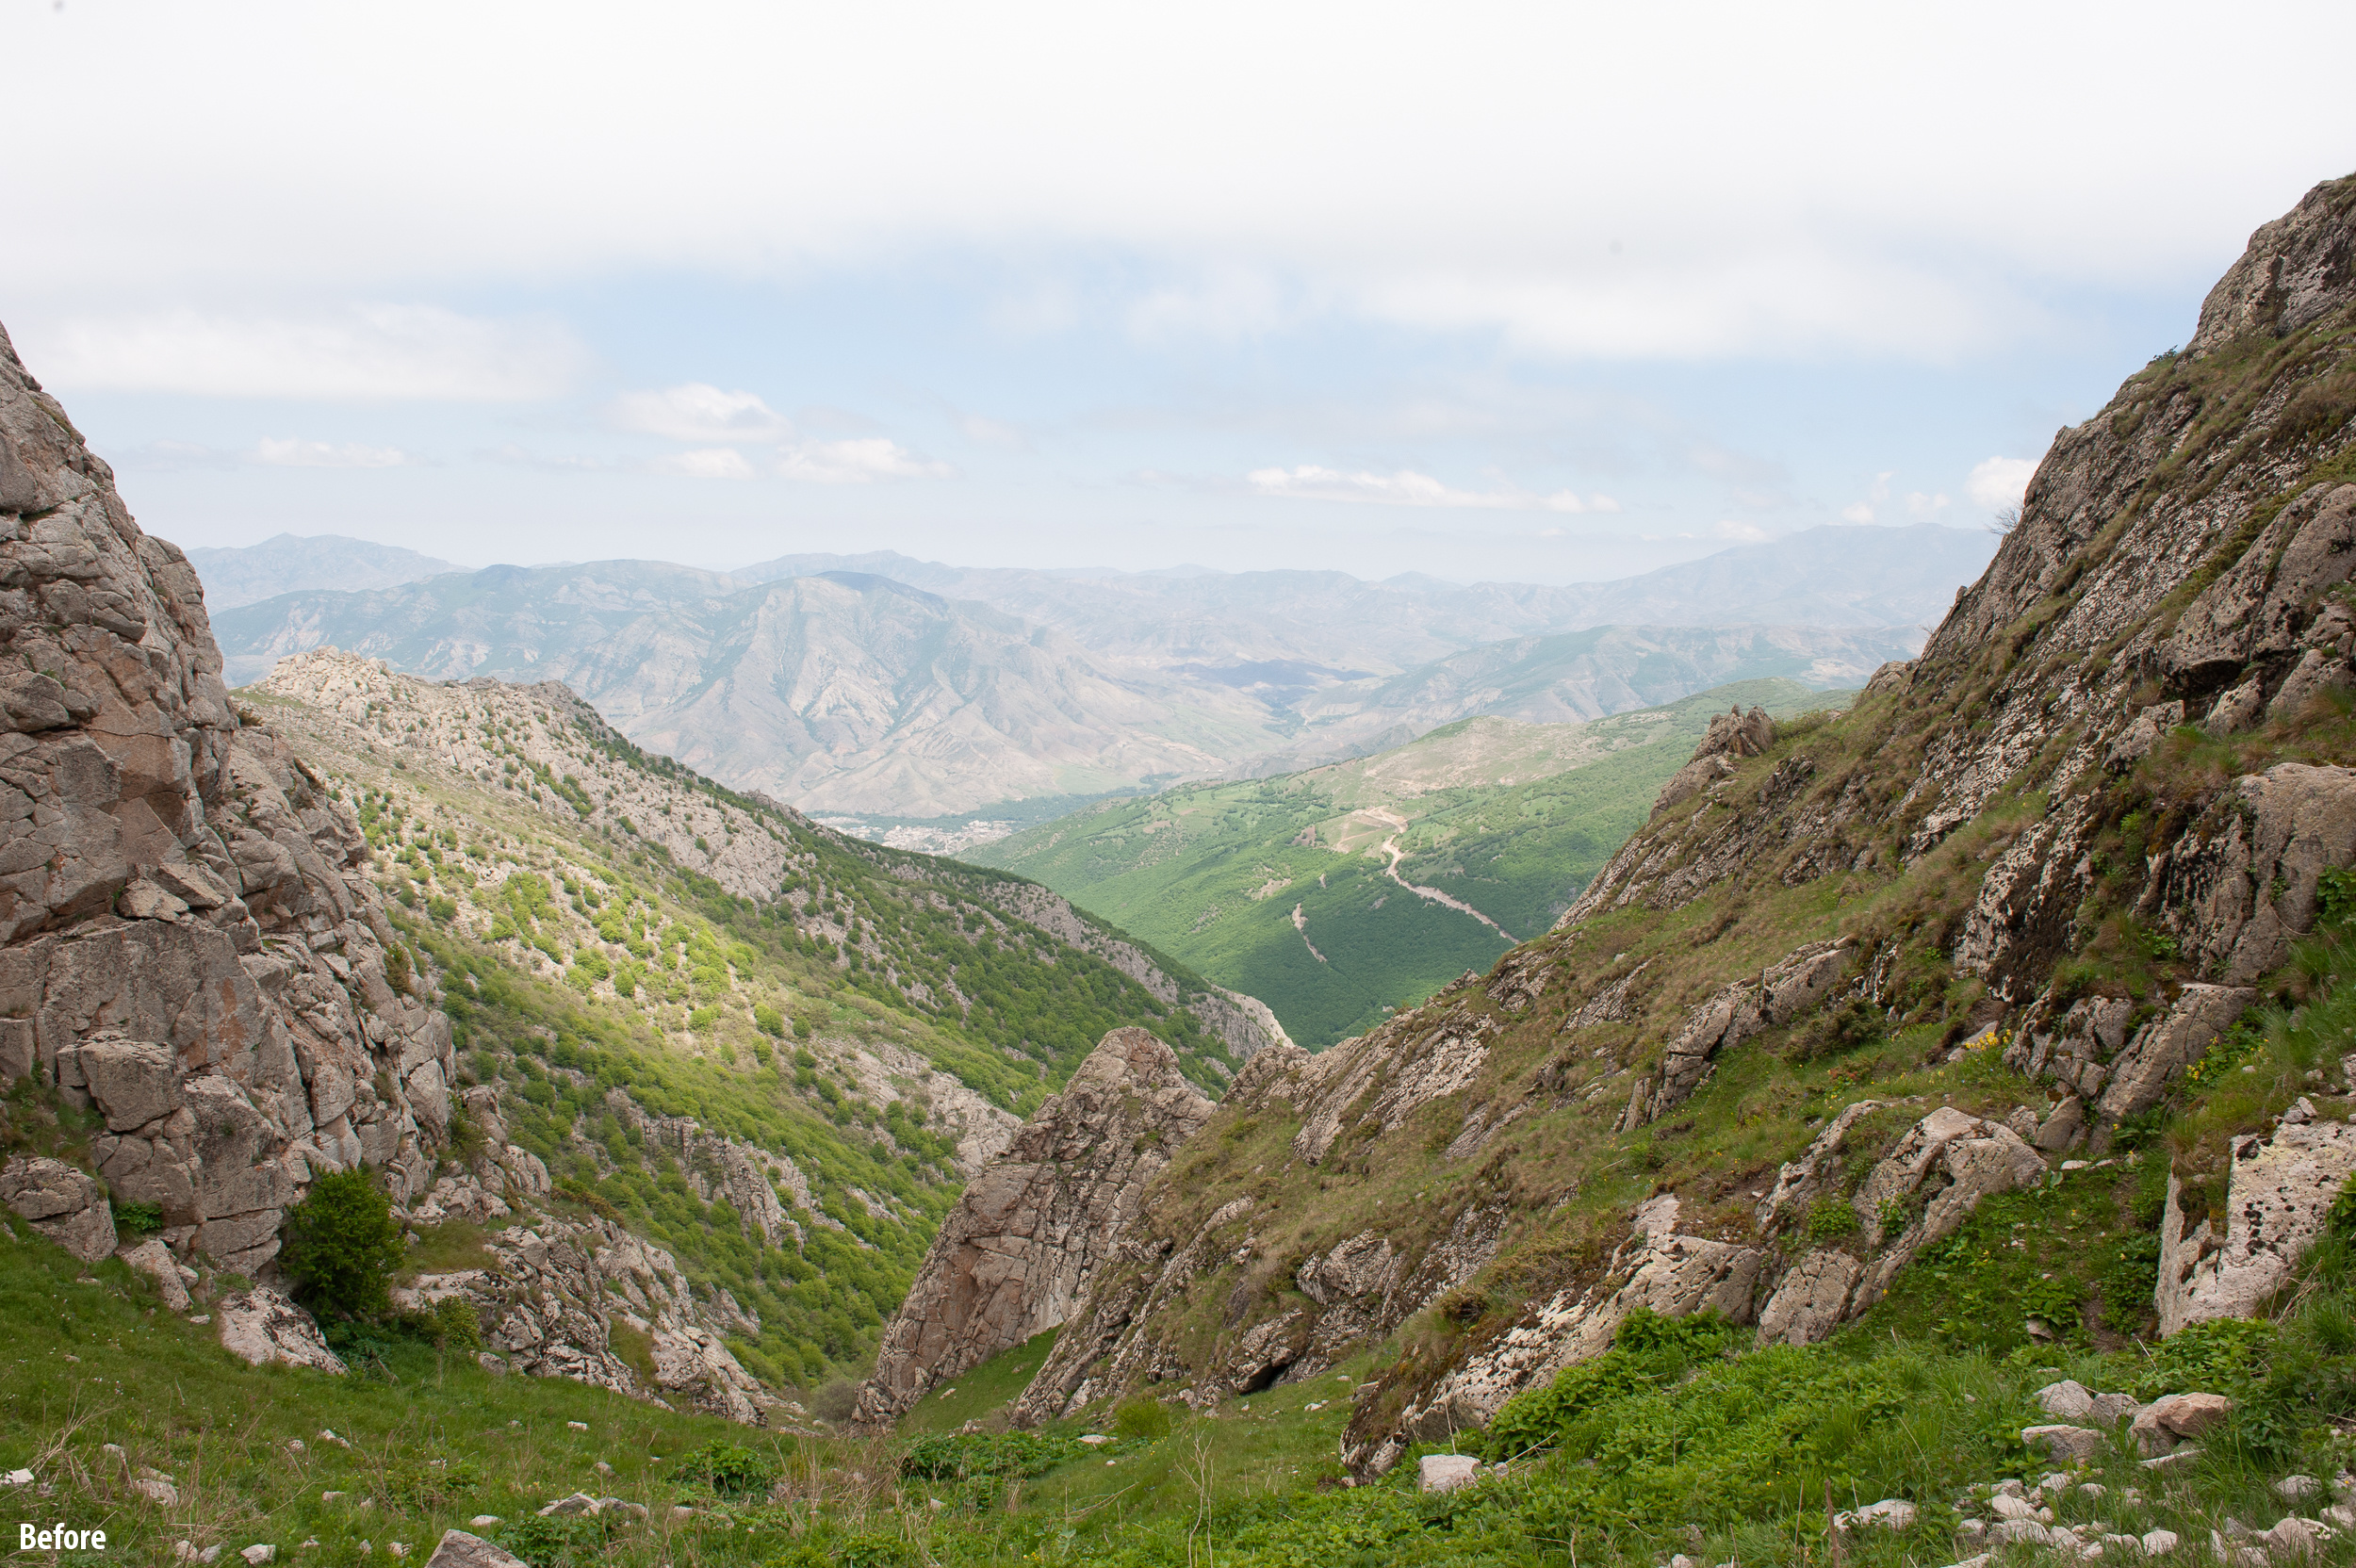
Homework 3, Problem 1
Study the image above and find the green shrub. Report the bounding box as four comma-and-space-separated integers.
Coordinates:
112, 1200, 163, 1238
754, 1004, 786, 1037
678, 1437, 778, 1498
1805, 1198, 1861, 1243
496, 1511, 616, 1568
279, 1170, 404, 1322
400, 1295, 482, 1349
1112, 1394, 1171, 1440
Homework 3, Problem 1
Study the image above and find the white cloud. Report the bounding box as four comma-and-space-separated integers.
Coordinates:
1247, 466, 1614, 513
777, 439, 954, 484
1841, 470, 1896, 524
252, 437, 415, 468
1967, 456, 2039, 511
38, 306, 591, 400
649, 448, 756, 481
1714, 519, 1773, 543
1905, 491, 1951, 515
610, 384, 794, 444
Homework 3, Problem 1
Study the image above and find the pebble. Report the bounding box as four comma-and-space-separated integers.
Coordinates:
566, 1421, 588, 1431
469, 1517, 500, 1528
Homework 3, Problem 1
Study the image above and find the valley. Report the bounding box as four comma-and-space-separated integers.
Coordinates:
974, 678, 1848, 1045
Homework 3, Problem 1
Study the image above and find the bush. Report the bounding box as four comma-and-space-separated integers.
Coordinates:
1112, 1394, 1171, 1440
1805, 1198, 1861, 1243
399, 1296, 482, 1349
496, 1511, 616, 1568
280, 1170, 405, 1322
754, 1004, 786, 1037
113, 1200, 163, 1238
678, 1438, 778, 1498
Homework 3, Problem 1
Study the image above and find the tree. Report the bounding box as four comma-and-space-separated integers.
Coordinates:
280, 1169, 404, 1322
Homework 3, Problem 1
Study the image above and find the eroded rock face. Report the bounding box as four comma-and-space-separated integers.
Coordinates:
2093, 985, 2258, 1123
2163, 762, 2356, 986
0, 322, 453, 1277
2156, 1120, 2356, 1335
854, 1027, 1213, 1429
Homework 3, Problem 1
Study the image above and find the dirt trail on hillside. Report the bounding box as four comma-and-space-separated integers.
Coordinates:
1361, 808, 1516, 942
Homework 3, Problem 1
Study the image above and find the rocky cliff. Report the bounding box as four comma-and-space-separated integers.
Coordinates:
853, 1026, 1213, 1427
0, 323, 453, 1278
903, 175, 2356, 1468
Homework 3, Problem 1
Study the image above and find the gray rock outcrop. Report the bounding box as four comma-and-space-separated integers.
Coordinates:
393, 1211, 782, 1425
0, 320, 455, 1277
2156, 1119, 2356, 1334
1652, 705, 1775, 814
853, 1026, 1213, 1429
1754, 1105, 2047, 1344
1617, 939, 1850, 1130
2092, 985, 2259, 1123
215, 1285, 347, 1373
0, 1153, 116, 1261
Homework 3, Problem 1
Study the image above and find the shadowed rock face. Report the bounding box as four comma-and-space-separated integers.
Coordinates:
0, 321, 451, 1276
852, 1026, 1213, 1429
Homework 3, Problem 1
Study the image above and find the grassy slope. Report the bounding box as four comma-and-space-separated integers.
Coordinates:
973, 679, 1847, 1046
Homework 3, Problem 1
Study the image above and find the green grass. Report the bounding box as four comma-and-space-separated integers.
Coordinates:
900, 1328, 1061, 1433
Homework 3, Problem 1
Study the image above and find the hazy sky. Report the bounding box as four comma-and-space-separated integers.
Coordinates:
5, 1, 2352, 583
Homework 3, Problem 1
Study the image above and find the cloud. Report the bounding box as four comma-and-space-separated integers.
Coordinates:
777, 439, 954, 484
1967, 455, 2039, 511
252, 437, 416, 468
40, 305, 591, 400
610, 384, 795, 443
1905, 491, 1950, 516
1247, 466, 1615, 513
1841, 470, 1896, 524
479, 444, 612, 471
1714, 519, 1773, 543
649, 448, 756, 481
108, 439, 237, 472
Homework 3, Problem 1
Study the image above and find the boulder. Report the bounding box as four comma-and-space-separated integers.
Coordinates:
2156, 1122, 2356, 1334
1417, 1454, 1481, 1494
2036, 1380, 2096, 1420
117, 1237, 193, 1311
423, 1532, 530, 1568
2147, 1392, 2234, 1438
0, 1154, 116, 1262
1834, 1499, 1917, 1532
215, 1286, 347, 1374
2022, 1425, 2108, 1464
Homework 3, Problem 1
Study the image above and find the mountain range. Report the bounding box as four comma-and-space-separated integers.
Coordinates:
185, 531, 460, 608
206, 525, 1978, 819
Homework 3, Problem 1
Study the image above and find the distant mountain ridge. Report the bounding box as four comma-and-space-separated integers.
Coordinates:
185, 531, 461, 607
205, 525, 1973, 817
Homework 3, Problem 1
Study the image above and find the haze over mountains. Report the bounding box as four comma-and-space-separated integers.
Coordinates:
207, 523, 1989, 819
186, 532, 462, 608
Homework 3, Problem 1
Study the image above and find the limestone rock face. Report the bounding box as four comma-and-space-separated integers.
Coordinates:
2162, 762, 2356, 986
0, 321, 454, 1277
854, 1026, 1213, 1428
0, 1152, 116, 1261
215, 1285, 347, 1373
1353, 1195, 1764, 1475
2094, 986, 2258, 1123
2156, 1120, 2356, 1335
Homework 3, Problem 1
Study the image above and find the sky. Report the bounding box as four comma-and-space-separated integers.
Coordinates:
3, 1, 2352, 585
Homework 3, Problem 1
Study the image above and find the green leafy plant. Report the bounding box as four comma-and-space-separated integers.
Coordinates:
1112, 1394, 1172, 1440
1805, 1198, 1861, 1243
112, 1200, 163, 1238
678, 1437, 779, 1498
279, 1169, 404, 1322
